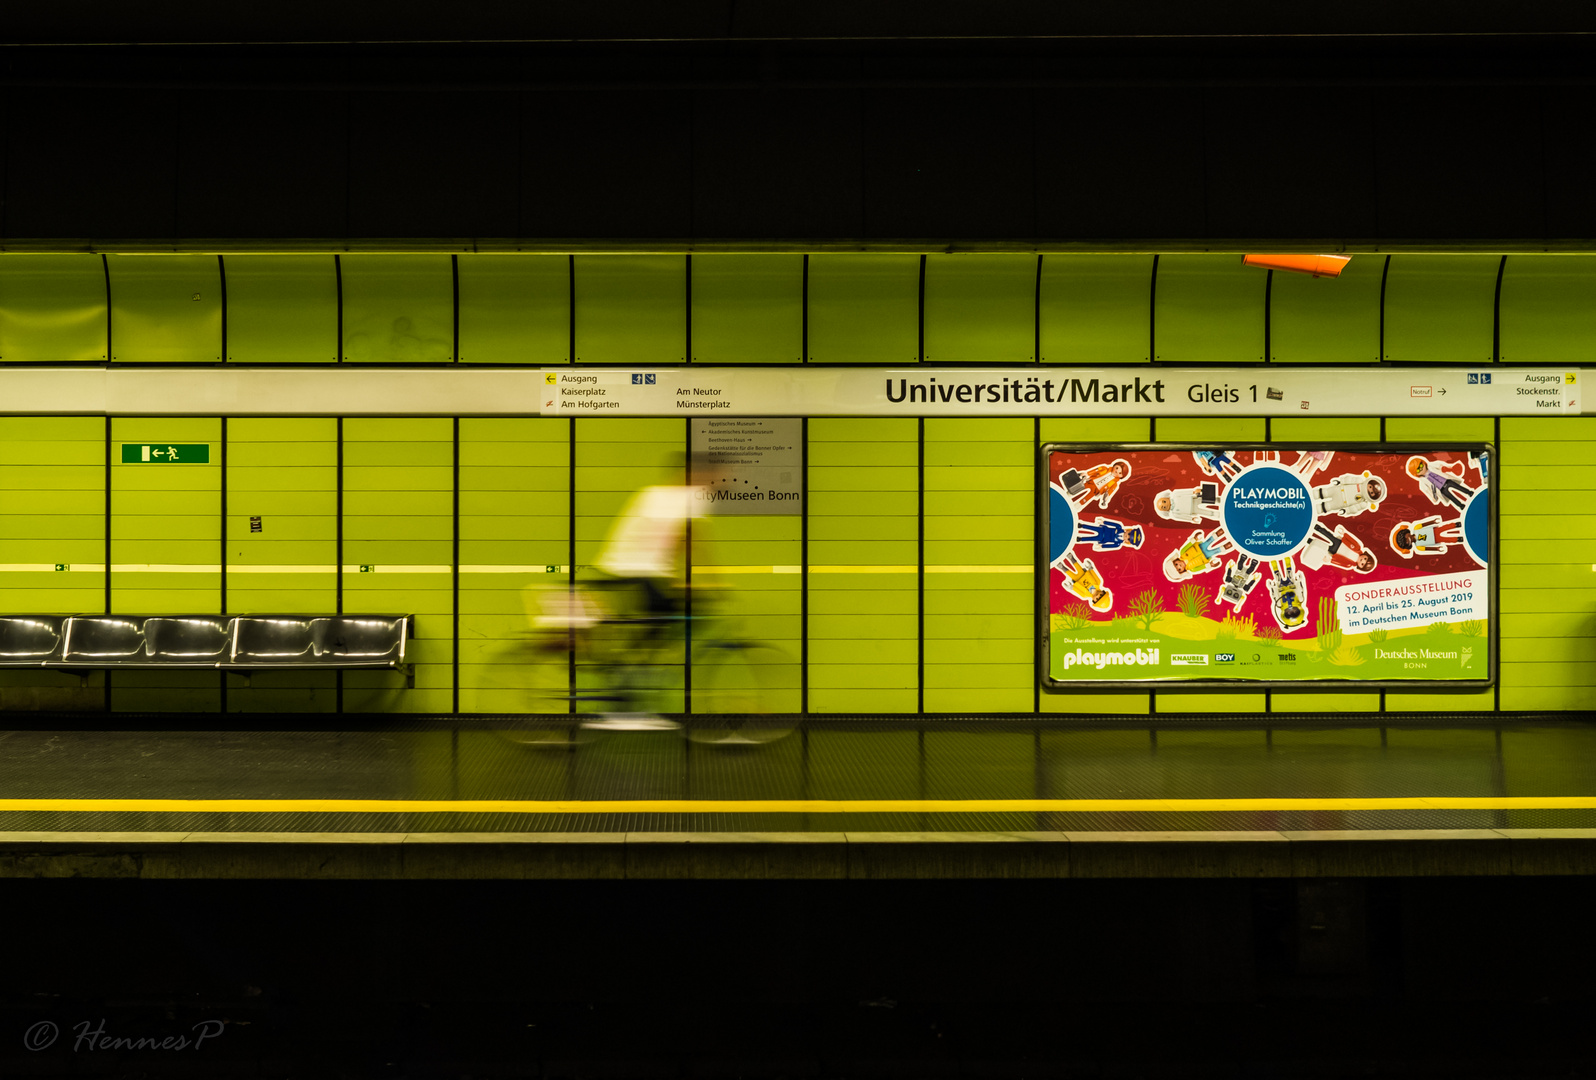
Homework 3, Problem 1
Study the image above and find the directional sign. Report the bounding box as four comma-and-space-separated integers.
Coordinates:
120, 444, 211, 464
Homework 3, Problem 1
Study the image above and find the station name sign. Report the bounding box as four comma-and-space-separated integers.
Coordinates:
0, 365, 1574, 419
541, 367, 1581, 418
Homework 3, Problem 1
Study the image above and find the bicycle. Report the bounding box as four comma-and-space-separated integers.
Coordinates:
493, 577, 797, 747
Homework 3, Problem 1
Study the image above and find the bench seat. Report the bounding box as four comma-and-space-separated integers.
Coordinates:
0, 614, 412, 671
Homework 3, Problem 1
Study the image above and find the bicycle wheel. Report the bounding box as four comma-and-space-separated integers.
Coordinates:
467, 632, 593, 749
687, 641, 796, 746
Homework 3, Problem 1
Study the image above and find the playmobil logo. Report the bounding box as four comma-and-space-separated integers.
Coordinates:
1061, 648, 1159, 671
1231, 487, 1300, 499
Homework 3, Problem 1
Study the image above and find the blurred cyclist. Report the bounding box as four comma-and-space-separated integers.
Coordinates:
580, 456, 707, 730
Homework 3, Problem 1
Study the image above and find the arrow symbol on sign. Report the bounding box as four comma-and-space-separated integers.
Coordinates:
1438, 388, 1447, 395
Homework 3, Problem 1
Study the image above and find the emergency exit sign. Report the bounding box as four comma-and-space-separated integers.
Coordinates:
120, 444, 211, 464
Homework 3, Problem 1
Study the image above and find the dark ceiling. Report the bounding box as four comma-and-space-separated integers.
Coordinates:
3, 6, 1593, 245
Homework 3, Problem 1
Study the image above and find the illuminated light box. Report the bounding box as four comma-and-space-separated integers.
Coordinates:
1041, 443, 1494, 691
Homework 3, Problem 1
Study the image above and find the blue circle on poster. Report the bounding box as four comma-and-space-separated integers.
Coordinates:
1462, 488, 1489, 567
1219, 464, 1314, 561
1049, 485, 1076, 564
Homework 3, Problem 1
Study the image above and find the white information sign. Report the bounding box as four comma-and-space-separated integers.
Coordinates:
538, 367, 1581, 418
689, 418, 803, 515
0, 365, 1574, 419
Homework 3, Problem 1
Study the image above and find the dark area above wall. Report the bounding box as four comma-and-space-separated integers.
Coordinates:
3, 23, 1596, 246
8, 1, 1596, 45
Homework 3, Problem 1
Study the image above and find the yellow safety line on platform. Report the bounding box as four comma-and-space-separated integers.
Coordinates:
2, 797, 1595, 814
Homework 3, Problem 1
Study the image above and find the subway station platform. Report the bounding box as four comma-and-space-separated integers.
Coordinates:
4, 714, 1596, 880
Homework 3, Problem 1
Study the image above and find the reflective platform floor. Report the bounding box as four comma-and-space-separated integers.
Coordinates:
3, 714, 1596, 879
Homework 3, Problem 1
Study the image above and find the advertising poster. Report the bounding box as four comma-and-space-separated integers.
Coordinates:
1043, 444, 1493, 690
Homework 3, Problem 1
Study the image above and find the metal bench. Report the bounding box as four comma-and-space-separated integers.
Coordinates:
0, 614, 413, 684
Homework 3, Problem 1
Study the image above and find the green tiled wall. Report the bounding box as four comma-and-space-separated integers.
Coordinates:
110, 416, 222, 711
340, 255, 454, 364
0, 250, 1584, 716
0, 407, 1566, 717
689, 499, 803, 714
574, 255, 685, 365
458, 255, 569, 366
0, 251, 1575, 373
1383, 255, 1500, 364
225, 418, 338, 712
458, 417, 570, 713
224, 256, 338, 364
1498, 416, 1596, 711
1269, 255, 1383, 364
1498, 256, 1596, 364
107, 256, 223, 364
922, 418, 1033, 712
1038, 254, 1152, 365
0, 255, 107, 362
923, 254, 1036, 364
690, 254, 802, 364
342, 418, 454, 712
0, 416, 105, 613
0, 416, 105, 709
807, 254, 920, 364
1153, 254, 1265, 365
807, 418, 919, 712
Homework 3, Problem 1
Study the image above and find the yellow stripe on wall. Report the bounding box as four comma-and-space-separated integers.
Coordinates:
0, 564, 1031, 575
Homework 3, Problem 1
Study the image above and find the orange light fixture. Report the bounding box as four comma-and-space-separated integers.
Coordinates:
1241, 253, 1351, 278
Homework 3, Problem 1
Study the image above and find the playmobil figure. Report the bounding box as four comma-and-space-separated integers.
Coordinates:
1057, 553, 1113, 613
1164, 527, 1235, 582
1265, 557, 1309, 634
1389, 515, 1462, 559
1067, 459, 1132, 509
1311, 472, 1386, 518
1298, 522, 1378, 574
1215, 555, 1263, 613
1192, 449, 1243, 482
1290, 450, 1336, 480
1155, 481, 1222, 524
1407, 455, 1473, 511
1077, 516, 1144, 552
1467, 450, 1490, 486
